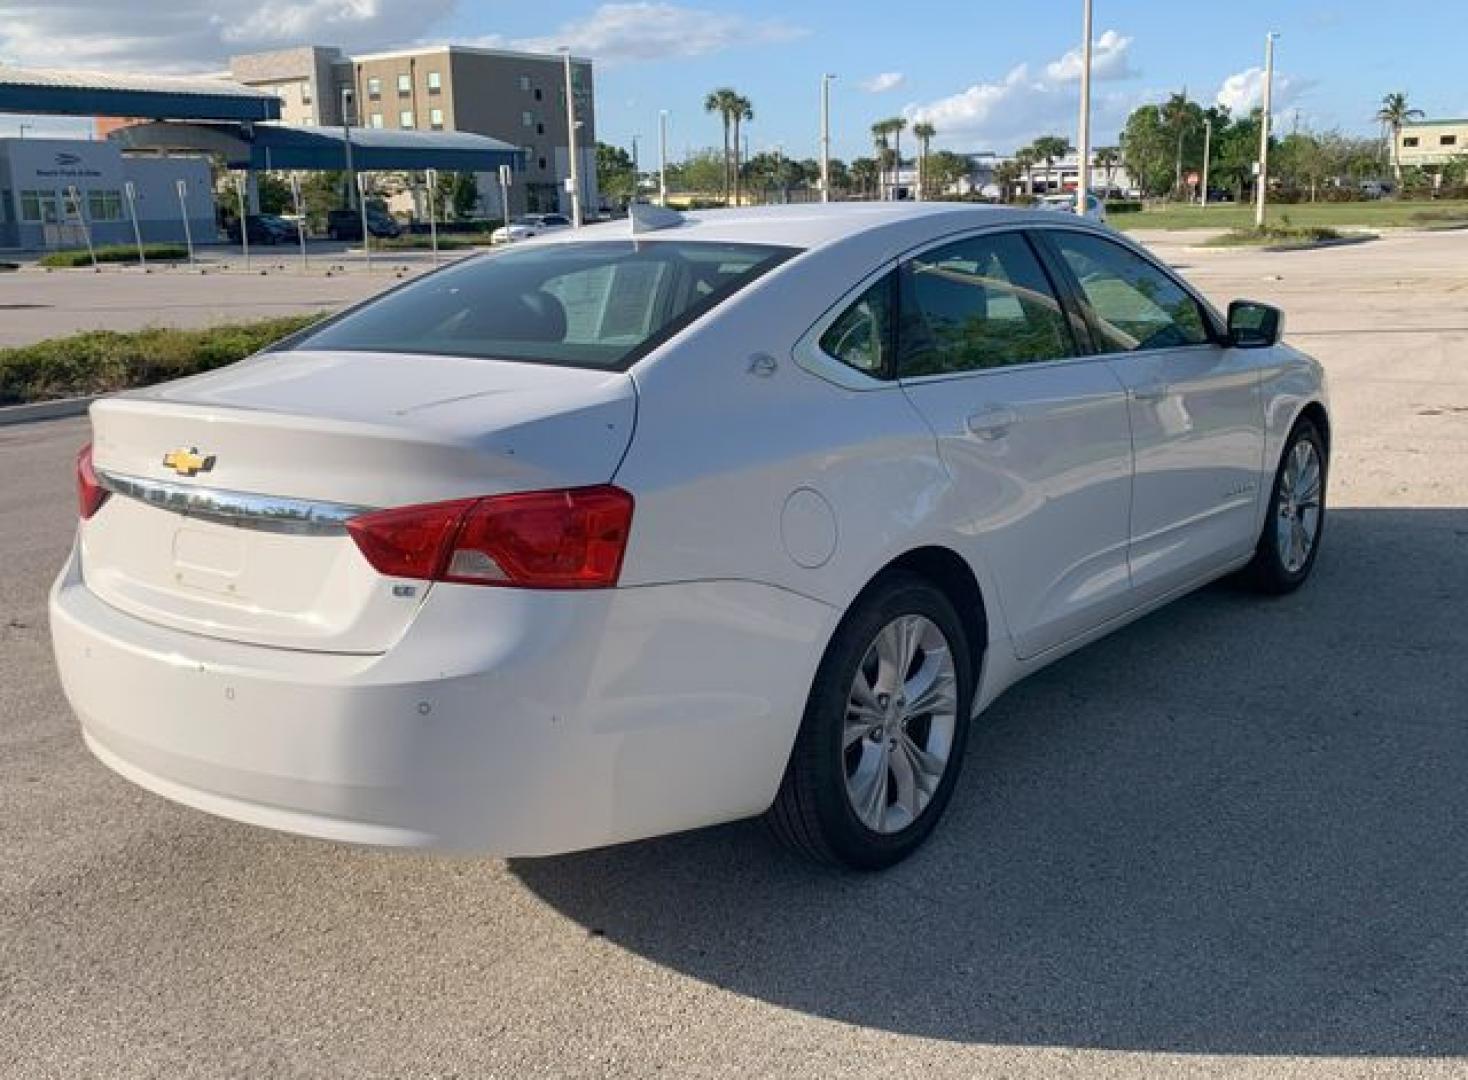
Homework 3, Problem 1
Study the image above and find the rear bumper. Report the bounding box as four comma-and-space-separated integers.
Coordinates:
50, 545, 837, 856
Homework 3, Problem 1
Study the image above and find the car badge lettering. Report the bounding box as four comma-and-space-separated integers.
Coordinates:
162, 447, 216, 477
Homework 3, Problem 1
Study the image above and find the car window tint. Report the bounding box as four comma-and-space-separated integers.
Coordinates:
819, 275, 893, 377
291, 241, 794, 371
897, 232, 1072, 376
1050, 231, 1210, 352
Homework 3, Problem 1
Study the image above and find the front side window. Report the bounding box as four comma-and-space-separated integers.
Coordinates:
427, 71, 442, 93
290, 241, 795, 371
1442, 135, 1458, 147
898, 232, 1074, 376
1049, 231, 1211, 352
397, 73, 412, 94
819, 275, 894, 376
19, 190, 59, 224
429, 108, 444, 129
1403, 136, 1419, 147
367, 77, 382, 99
369, 112, 384, 129
399, 110, 415, 129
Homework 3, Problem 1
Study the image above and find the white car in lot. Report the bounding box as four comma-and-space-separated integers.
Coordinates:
1037, 191, 1108, 223
490, 213, 573, 244
51, 203, 1329, 869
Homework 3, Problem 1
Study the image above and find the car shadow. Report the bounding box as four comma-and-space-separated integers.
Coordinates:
511, 507, 1468, 1056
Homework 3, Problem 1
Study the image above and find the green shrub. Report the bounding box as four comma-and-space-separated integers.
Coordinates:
38, 245, 190, 268
1105, 200, 1144, 214
0, 314, 323, 406
1202, 224, 1348, 248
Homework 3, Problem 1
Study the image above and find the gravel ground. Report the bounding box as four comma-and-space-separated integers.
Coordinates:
1, 229, 1465, 1079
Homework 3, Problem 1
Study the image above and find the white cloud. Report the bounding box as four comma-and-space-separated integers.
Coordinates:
861, 72, 906, 94
1215, 66, 1314, 115
478, 3, 808, 64
0, 0, 453, 71
1044, 30, 1135, 83
905, 29, 1140, 150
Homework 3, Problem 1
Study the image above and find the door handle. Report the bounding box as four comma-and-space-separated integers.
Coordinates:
966, 405, 1020, 440
1132, 381, 1169, 404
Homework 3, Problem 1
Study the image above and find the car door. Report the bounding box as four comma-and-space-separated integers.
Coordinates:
1038, 228, 1264, 603
895, 229, 1135, 659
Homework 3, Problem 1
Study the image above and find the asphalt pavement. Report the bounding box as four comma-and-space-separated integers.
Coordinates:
2, 231, 1466, 1079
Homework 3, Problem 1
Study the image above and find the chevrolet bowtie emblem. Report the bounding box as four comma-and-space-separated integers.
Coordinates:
162, 447, 215, 477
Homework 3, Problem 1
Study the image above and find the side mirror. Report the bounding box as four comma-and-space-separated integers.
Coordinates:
1227, 300, 1285, 348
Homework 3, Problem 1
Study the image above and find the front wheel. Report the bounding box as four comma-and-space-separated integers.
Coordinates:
1239, 418, 1327, 594
767, 572, 975, 869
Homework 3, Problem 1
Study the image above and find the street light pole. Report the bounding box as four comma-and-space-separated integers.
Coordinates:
820, 73, 836, 203
340, 87, 357, 211
561, 47, 583, 227
658, 110, 669, 206
1201, 118, 1213, 207
1255, 32, 1278, 229
1075, 0, 1094, 217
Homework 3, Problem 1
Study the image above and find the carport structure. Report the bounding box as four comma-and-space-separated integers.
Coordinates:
0, 65, 281, 122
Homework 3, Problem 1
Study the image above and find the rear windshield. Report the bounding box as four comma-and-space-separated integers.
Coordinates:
289, 240, 795, 370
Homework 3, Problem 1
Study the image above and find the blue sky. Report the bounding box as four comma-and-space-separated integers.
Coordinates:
3, 1, 1465, 159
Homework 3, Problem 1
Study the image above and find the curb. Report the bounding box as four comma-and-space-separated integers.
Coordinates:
0, 395, 97, 427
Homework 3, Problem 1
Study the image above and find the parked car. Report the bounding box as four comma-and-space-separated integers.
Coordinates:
1036, 191, 1108, 223
490, 213, 573, 243
52, 203, 1329, 869
327, 208, 403, 241
1359, 180, 1395, 200
226, 214, 297, 245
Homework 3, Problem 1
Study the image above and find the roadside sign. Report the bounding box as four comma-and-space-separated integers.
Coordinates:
499, 164, 513, 188
1186, 171, 1200, 187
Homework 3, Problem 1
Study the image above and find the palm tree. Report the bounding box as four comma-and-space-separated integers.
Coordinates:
886, 117, 909, 196
850, 156, 879, 199
1030, 135, 1071, 194
703, 88, 740, 203
1375, 91, 1425, 183
1094, 146, 1120, 196
1014, 146, 1038, 197
870, 121, 892, 198
993, 160, 1021, 203
913, 120, 936, 199
730, 94, 753, 206
1161, 91, 1193, 199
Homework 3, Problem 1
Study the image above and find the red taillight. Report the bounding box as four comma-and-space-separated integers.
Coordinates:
345, 486, 634, 590
76, 443, 108, 520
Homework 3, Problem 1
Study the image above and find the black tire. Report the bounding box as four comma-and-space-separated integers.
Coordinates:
1238, 418, 1328, 594
767, 571, 976, 870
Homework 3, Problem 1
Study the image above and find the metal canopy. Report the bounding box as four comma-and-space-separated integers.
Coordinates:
0, 66, 280, 122
110, 122, 525, 172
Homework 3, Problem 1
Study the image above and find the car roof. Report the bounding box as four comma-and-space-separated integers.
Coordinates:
551, 201, 1093, 253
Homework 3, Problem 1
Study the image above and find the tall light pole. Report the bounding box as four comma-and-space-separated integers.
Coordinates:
340, 87, 357, 211
1074, 0, 1094, 217
560, 47, 583, 227
820, 73, 836, 203
1255, 31, 1278, 229
1201, 117, 1213, 207
658, 110, 669, 206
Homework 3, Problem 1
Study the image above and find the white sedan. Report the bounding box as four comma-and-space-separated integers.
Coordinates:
51, 203, 1329, 869
489, 213, 572, 244
1037, 191, 1108, 223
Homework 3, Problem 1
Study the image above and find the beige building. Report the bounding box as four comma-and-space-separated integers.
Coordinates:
227, 43, 596, 216
1397, 118, 1468, 169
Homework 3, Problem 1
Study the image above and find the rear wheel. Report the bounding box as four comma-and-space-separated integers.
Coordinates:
1239, 418, 1327, 594
767, 572, 975, 869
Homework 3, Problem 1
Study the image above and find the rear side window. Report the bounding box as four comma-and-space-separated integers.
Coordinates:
897, 232, 1074, 376
1048, 231, 1211, 352
291, 241, 794, 370
819, 275, 894, 377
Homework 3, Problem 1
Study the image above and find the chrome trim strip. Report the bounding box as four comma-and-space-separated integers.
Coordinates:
96, 469, 373, 536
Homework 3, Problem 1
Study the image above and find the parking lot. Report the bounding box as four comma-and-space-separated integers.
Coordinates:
2, 229, 1466, 1078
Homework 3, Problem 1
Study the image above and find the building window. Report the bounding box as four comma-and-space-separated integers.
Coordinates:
302, 114, 314, 126
400, 109, 415, 129
519, 75, 531, 92
367, 77, 382, 100
1441, 135, 1459, 147
427, 71, 441, 94
1403, 136, 1419, 147
87, 190, 124, 222
369, 112, 384, 129
301, 82, 312, 105
522, 111, 533, 128
398, 73, 412, 95
538, 156, 547, 171
536, 122, 544, 135
19, 190, 60, 224
429, 108, 444, 130
534, 88, 543, 101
